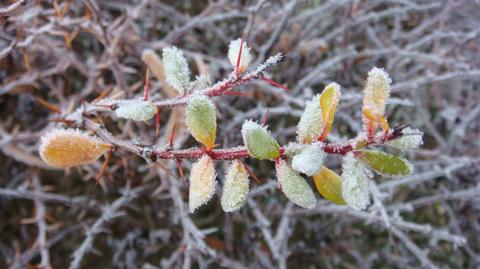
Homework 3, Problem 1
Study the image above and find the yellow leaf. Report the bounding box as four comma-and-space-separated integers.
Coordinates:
39, 129, 110, 168
313, 166, 345, 205
319, 82, 341, 140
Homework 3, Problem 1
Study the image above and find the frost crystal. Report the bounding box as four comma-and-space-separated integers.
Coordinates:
221, 160, 250, 212
276, 159, 317, 209
189, 74, 212, 92
363, 67, 391, 116
341, 153, 370, 210
297, 94, 322, 143
185, 95, 217, 149
189, 155, 216, 213
241, 120, 280, 160
291, 143, 325, 176
39, 128, 109, 168
115, 100, 157, 121
387, 127, 424, 151
228, 39, 252, 73
162, 46, 190, 93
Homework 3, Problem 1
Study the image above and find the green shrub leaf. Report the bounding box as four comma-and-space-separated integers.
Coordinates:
241, 120, 280, 160
185, 95, 217, 150
356, 150, 412, 177
313, 166, 345, 205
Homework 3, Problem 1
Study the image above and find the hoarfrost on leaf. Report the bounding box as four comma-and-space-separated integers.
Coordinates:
228, 39, 252, 73
387, 127, 424, 151
221, 160, 250, 212
115, 100, 158, 121
291, 143, 325, 176
276, 159, 317, 209
162, 46, 191, 93
39, 128, 109, 168
297, 94, 322, 143
241, 120, 280, 160
341, 153, 370, 210
185, 95, 217, 149
189, 155, 216, 213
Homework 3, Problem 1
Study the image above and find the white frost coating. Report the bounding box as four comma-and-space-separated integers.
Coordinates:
189, 155, 216, 213
291, 143, 325, 176
363, 67, 391, 116
387, 127, 424, 151
115, 100, 158, 121
276, 159, 317, 209
250, 53, 283, 75
189, 74, 212, 92
162, 46, 190, 93
221, 160, 250, 212
283, 142, 306, 157
228, 39, 252, 73
297, 94, 322, 143
341, 153, 370, 210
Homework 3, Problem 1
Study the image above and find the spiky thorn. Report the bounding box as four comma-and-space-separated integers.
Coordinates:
96, 150, 112, 182
169, 123, 177, 148
241, 161, 261, 185
175, 158, 185, 186
155, 109, 161, 138
235, 37, 244, 77
260, 108, 270, 126
143, 68, 150, 101
260, 76, 290, 92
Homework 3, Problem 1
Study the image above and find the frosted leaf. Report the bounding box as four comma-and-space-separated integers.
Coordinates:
162, 46, 190, 93
115, 100, 157, 121
221, 160, 250, 212
319, 82, 341, 140
341, 153, 370, 210
39, 128, 109, 168
291, 143, 325, 176
241, 120, 280, 160
297, 94, 322, 143
362, 67, 391, 131
283, 142, 306, 157
313, 166, 345, 205
189, 155, 216, 213
276, 159, 317, 209
185, 95, 217, 149
228, 39, 252, 73
356, 150, 413, 177
387, 127, 424, 151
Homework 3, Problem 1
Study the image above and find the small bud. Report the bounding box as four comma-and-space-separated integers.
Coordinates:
297, 94, 322, 143
362, 67, 391, 133
387, 127, 423, 151
319, 82, 341, 140
341, 153, 370, 210
189, 74, 212, 92
185, 95, 217, 150
162, 46, 190, 93
241, 120, 280, 160
115, 100, 158, 121
39, 129, 109, 168
355, 150, 412, 177
189, 155, 216, 213
291, 143, 325, 176
313, 166, 345, 205
228, 39, 252, 73
221, 160, 250, 212
276, 159, 317, 209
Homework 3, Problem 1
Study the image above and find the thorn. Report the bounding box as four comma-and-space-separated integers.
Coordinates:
155, 109, 161, 138
96, 150, 112, 182
143, 68, 150, 101
260, 108, 270, 126
241, 161, 261, 185
35, 98, 61, 114
260, 77, 290, 91
169, 123, 176, 147
235, 37, 244, 76
175, 159, 185, 186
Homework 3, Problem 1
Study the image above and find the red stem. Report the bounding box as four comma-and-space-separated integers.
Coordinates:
148, 126, 404, 161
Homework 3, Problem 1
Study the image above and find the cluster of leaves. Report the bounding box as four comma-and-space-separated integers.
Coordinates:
38, 39, 423, 213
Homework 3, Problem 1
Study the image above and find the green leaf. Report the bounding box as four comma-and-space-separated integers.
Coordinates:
241, 120, 280, 160
297, 94, 322, 143
276, 159, 316, 209
356, 150, 412, 177
313, 166, 345, 205
185, 95, 217, 149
